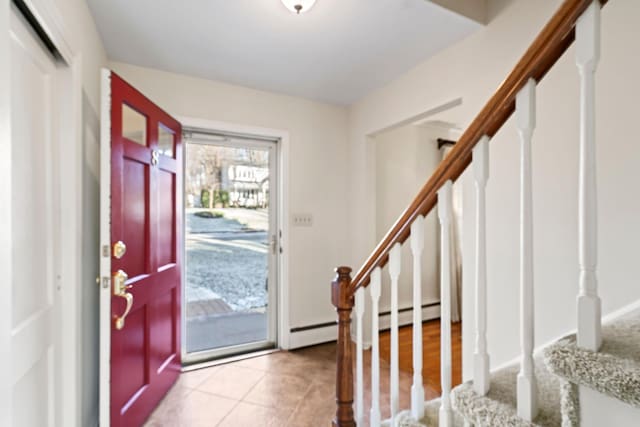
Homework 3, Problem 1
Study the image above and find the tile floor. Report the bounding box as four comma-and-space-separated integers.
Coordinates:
145, 342, 433, 427
145, 343, 338, 427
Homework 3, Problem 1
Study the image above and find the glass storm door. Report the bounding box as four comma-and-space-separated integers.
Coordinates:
183, 133, 278, 362
100, 71, 183, 427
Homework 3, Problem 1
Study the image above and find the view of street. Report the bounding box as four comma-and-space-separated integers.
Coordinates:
186, 208, 268, 309
184, 142, 272, 353
185, 208, 270, 352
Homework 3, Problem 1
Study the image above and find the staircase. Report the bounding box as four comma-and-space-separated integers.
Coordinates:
329, 0, 640, 426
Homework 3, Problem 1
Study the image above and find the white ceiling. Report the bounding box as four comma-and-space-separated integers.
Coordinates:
87, 0, 482, 105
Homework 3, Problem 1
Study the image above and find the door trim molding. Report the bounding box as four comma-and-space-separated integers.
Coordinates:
177, 116, 292, 353
58, 50, 83, 427
0, 2, 12, 425
2, 1, 82, 426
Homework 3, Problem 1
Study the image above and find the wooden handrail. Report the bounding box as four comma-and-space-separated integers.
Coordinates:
349, 0, 608, 294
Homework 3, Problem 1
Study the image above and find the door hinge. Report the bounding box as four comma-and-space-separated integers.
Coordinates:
102, 245, 110, 258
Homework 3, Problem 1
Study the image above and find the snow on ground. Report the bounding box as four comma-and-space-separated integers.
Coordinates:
187, 208, 268, 233
185, 285, 221, 303
186, 208, 269, 312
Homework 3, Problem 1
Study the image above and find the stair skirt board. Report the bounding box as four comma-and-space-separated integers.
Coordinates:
543, 309, 640, 409
449, 355, 577, 427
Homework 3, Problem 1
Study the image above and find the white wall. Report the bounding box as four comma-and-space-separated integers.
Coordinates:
348, 0, 640, 380
374, 124, 441, 312
53, 0, 106, 108
109, 61, 351, 342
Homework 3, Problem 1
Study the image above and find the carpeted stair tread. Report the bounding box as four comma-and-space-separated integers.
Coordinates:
394, 398, 465, 427
451, 355, 568, 427
543, 308, 640, 408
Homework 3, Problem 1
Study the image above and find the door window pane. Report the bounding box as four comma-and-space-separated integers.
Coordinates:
122, 104, 147, 146
158, 124, 174, 158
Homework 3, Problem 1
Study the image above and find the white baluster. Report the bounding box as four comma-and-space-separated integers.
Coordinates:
355, 287, 365, 426
438, 181, 453, 427
473, 136, 490, 396
410, 216, 425, 419
389, 243, 401, 420
576, 0, 602, 352
370, 267, 382, 427
516, 78, 538, 421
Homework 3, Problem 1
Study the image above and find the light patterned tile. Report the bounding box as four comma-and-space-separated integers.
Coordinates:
217, 401, 292, 427
145, 390, 237, 427
177, 366, 220, 389
146, 343, 340, 426
243, 372, 312, 410
198, 365, 265, 400
286, 379, 335, 427
232, 351, 289, 372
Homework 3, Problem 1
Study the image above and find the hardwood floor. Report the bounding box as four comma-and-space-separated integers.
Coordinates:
380, 319, 462, 396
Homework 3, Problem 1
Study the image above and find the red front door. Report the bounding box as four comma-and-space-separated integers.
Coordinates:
109, 72, 182, 426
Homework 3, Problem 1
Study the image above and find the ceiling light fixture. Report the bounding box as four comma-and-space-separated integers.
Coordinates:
281, 0, 317, 14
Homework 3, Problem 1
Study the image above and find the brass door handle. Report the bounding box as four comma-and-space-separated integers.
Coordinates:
113, 270, 133, 330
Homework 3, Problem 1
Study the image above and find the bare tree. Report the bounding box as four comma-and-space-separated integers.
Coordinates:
186, 145, 224, 209
186, 144, 269, 209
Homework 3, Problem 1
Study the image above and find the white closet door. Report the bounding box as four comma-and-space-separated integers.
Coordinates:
8, 6, 62, 427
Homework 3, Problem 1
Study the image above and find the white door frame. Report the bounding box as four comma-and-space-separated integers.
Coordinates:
0, 0, 83, 425
0, 3, 12, 425
98, 69, 111, 427
177, 116, 291, 354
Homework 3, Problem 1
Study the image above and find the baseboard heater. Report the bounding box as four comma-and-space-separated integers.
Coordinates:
289, 301, 441, 334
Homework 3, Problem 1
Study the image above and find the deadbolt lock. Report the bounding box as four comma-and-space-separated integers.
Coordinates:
113, 241, 127, 259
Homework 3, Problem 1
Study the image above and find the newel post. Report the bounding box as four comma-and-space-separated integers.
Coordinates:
332, 266, 356, 427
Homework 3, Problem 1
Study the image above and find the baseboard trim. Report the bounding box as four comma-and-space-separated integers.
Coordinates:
288, 302, 441, 350
492, 298, 640, 373
602, 299, 640, 322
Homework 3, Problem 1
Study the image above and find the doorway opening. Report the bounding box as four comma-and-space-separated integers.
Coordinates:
182, 129, 279, 363
368, 102, 465, 395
